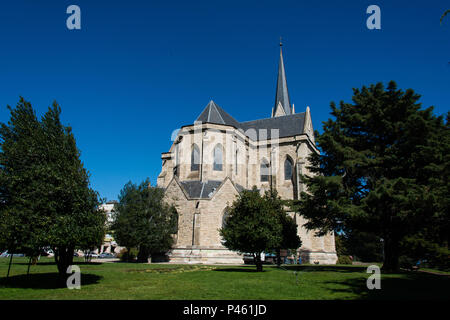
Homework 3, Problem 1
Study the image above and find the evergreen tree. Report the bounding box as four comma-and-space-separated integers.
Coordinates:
0, 98, 106, 281
294, 82, 449, 272
111, 179, 178, 263
0, 98, 42, 256
336, 231, 383, 262
440, 9, 449, 25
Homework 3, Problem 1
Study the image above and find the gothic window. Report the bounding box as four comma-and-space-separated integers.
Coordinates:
213, 144, 223, 171
191, 144, 200, 171
284, 156, 294, 181
260, 158, 270, 182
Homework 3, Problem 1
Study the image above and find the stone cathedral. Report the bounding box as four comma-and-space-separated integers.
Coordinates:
157, 46, 337, 264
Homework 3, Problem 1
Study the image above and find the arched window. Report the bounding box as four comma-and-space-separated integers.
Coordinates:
213, 144, 223, 171
191, 144, 200, 171
284, 157, 294, 181
260, 158, 270, 182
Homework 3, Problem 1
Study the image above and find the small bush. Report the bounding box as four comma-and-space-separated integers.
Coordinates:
151, 252, 169, 263
399, 255, 416, 270
118, 248, 137, 262
337, 255, 353, 265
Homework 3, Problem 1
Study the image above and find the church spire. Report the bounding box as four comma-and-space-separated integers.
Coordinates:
272, 39, 292, 117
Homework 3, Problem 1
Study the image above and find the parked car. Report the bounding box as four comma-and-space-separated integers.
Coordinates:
243, 252, 278, 264
87, 252, 99, 258
0, 251, 25, 257
264, 253, 276, 264
243, 253, 254, 264
41, 249, 54, 257
99, 252, 115, 259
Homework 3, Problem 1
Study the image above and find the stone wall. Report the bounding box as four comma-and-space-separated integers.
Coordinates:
159, 122, 337, 265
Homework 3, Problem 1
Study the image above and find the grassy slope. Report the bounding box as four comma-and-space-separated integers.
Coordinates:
0, 257, 447, 300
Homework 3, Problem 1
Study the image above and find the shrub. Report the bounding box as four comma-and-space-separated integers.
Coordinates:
337, 255, 353, 265
118, 248, 137, 262
399, 255, 416, 270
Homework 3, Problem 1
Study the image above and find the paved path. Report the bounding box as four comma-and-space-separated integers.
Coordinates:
417, 269, 450, 276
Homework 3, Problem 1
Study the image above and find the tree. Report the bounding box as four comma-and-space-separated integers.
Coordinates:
336, 231, 383, 262
440, 9, 449, 25
265, 190, 301, 267
0, 97, 106, 281
220, 187, 299, 271
111, 179, 178, 263
294, 82, 449, 272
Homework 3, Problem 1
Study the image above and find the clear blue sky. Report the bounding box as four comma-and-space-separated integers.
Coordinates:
0, 1, 449, 201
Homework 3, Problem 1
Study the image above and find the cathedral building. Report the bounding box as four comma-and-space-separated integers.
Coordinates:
157, 45, 337, 264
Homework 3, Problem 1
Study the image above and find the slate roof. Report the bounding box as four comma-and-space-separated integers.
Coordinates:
179, 179, 244, 199
194, 101, 306, 140
273, 47, 291, 116
179, 180, 222, 199
195, 101, 241, 128
239, 112, 305, 140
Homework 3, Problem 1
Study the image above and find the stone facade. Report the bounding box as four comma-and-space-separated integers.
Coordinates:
157, 47, 337, 265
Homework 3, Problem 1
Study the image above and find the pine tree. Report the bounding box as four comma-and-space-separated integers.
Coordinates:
295, 82, 449, 272
111, 179, 178, 263
0, 98, 106, 281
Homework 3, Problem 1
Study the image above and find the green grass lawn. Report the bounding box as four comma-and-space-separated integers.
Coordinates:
0, 257, 448, 300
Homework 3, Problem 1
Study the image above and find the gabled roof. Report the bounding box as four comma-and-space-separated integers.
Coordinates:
193, 101, 306, 140
240, 112, 305, 139
189, 47, 309, 141
178, 179, 245, 199
179, 180, 222, 199
195, 100, 241, 128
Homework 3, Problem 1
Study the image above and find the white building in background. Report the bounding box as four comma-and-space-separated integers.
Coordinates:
98, 200, 122, 255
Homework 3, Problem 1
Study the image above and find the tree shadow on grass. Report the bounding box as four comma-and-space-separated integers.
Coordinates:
319, 272, 449, 300
213, 267, 269, 273
0, 273, 102, 289
283, 265, 369, 273
12, 261, 103, 266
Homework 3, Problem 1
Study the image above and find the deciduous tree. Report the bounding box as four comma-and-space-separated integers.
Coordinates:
220, 187, 300, 271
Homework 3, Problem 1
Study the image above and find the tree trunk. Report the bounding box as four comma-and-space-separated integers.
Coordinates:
54, 246, 75, 286
6, 252, 14, 278
276, 249, 281, 267
126, 247, 134, 262
137, 246, 150, 263
382, 236, 400, 273
27, 256, 32, 276
254, 253, 263, 272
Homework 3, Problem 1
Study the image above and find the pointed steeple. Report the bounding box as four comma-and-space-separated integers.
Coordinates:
272, 40, 291, 117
